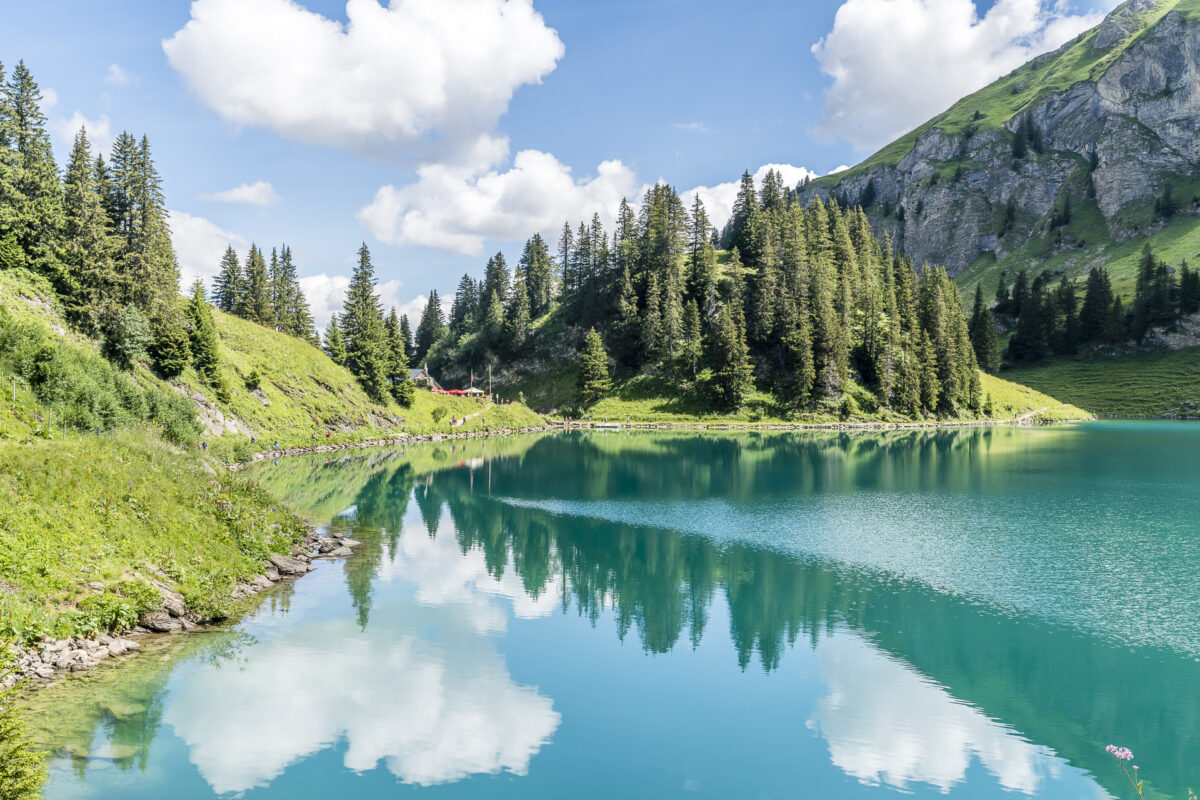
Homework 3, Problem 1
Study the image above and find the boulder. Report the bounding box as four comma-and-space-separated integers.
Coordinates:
328, 547, 354, 558
340, 539, 363, 548
140, 612, 183, 633
268, 554, 308, 576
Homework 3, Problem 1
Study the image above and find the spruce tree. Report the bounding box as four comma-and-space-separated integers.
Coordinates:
61, 127, 117, 334
324, 313, 347, 365
780, 294, 815, 408
399, 314, 413, 362
577, 327, 612, 406
212, 245, 244, 314
707, 303, 753, 410
186, 280, 223, 391
968, 284, 1001, 373
107, 133, 177, 315
680, 299, 703, 379
640, 272, 662, 366
449, 274, 479, 336
612, 265, 642, 369
240, 244, 272, 325
413, 290, 445, 365
341, 243, 390, 401
1080, 267, 1115, 343
150, 312, 191, 378
385, 307, 415, 406
505, 264, 532, 355
521, 232, 554, 317
6, 61, 62, 278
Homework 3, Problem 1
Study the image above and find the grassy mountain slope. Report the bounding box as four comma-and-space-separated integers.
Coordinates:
175, 308, 544, 463
1006, 346, 1200, 416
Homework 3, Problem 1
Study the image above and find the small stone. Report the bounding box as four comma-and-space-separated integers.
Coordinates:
106, 641, 127, 657
265, 566, 281, 582
328, 547, 353, 558
339, 539, 363, 548
251, 575, 274, 590
87, 581, 105, 591
32, 665, 54, 679
122, 639, 141, 652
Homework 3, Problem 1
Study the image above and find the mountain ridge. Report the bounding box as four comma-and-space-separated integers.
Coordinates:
800, 0, 1200, 292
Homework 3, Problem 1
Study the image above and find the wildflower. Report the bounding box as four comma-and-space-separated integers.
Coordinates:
1106, 744, 1134, 761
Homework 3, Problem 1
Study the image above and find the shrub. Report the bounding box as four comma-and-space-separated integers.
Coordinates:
104, 305, 151, 369
244, 371, 261, 391
839, 394, 860, 420
0, 685, 46, 800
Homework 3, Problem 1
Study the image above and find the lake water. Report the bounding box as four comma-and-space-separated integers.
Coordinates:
26, 422, 1200, 799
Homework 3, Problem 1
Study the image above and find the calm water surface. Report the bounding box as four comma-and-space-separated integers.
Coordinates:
27, 422, 1200, 799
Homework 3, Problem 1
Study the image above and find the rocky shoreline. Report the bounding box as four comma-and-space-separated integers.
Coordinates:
2, 526, 363, 692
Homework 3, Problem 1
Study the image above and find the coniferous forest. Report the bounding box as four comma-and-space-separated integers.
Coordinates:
399, 170, 986, 416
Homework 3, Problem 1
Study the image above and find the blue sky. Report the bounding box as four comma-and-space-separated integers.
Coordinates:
0, 0, 1119, 327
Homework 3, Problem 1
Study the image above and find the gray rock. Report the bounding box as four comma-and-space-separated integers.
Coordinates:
339, 539, 363, 548
328, 547, 354, 558
32, 665, 55, 679
264, 566, 281, 582
268, 554, 308, 576
140, 612, 183, 633
251, 574, 274, 590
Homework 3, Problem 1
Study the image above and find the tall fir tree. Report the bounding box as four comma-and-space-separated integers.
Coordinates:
968, 284, 1001, 373
521, 232, 554, 317
6, 61, 62, 278
384, 307, 415, 406
413, 290, 445, 365
324, 313, 347, 366
61, 127, 117, 333
707, 303, 754, 410
505, 263, 532, 355
340, 244, 390, 401
212, 245, 244, 314
239, 243, 273, 325
577, 327, 612, 406
186, 280, 224, 396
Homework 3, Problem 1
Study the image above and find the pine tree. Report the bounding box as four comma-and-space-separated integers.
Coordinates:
6, 61, 62, 278
779, 294, 815, 408
707, 304, 753, 410
1080, 267, 1115, 343
150, 312, 191, 378
107, 133, 178, 315
399, 314, 413, 362
212, 245, 244, 314
186, 281, 223, 390
324, 313, 347, 365
413, 290, 445, 364
240, 244, 272, 325
385, 307, 415, 406
482, 252, 510, 308
968, 284, 1000, 373
640, 272, 662, 365
449, 274, 479, 336
341, 244, 390, 401
612, 265, 642, 369
577, 327, 612, 406
505, 264, 532, 355
61, 127, 117, 334
1179, 260, 1200, 316
680, 299, 703, 380
522, 232, 554, 317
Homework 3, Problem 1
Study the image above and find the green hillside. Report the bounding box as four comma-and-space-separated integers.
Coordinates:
1006, 346, 1200, 416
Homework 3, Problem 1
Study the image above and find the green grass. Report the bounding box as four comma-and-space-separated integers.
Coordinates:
0, 429, 306, 645
577, 373, 1087, 426
1005, 346, 1200, 416
173, 307, 545, 463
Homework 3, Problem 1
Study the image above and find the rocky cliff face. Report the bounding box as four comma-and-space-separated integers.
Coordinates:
801, 0, 1200, 277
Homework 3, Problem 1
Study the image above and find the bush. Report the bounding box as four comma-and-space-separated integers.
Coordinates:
0, 686, 46, 800
244, 370, 261, 391
104, 305, 151, 369
431, 406, 448, 424
839, 394, 860, 420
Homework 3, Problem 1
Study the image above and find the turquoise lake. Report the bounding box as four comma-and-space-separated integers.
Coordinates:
27, 422, 1200, 799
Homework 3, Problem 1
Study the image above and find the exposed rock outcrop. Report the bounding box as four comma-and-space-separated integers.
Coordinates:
801, 0, 1200, 276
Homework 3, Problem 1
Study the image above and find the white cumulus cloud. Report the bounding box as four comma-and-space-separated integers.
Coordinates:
358, 151, 639, 256
201, 180, 282, 206
105, 63, 133, 86
162, 0, 564, 165
168, 210, 249, 292
812, 0, 1116, 152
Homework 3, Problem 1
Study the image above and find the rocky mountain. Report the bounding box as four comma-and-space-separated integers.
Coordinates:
800, 0, 1200, 291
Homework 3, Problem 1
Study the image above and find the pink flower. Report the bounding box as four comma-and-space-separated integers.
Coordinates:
1106, 744, 1135, 761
